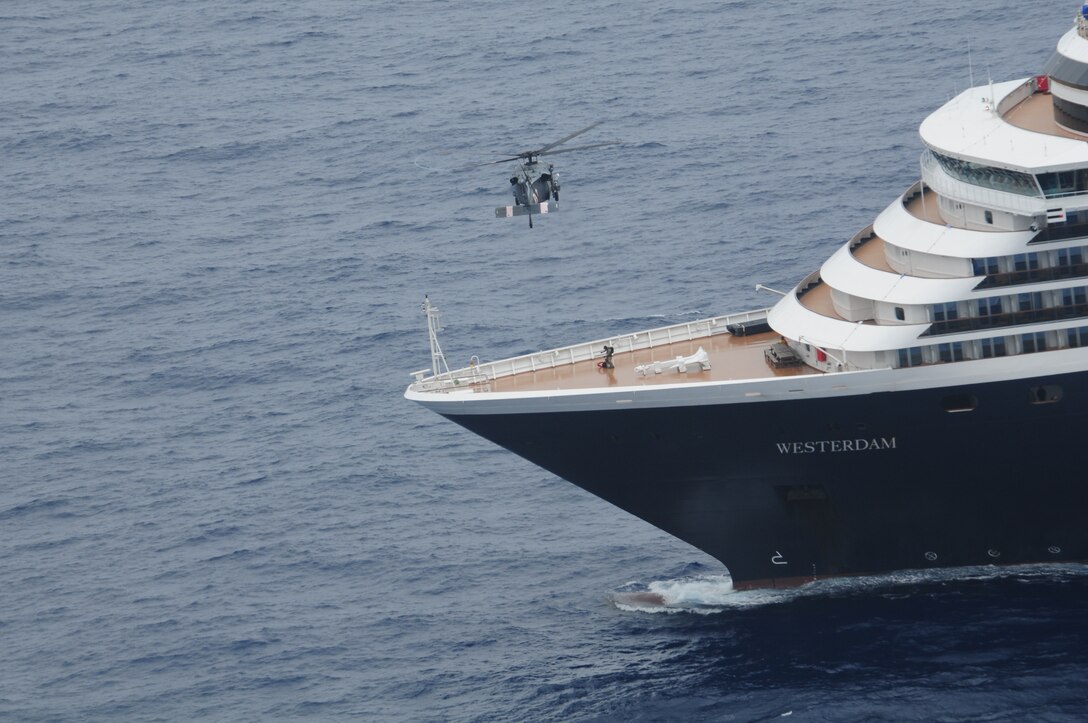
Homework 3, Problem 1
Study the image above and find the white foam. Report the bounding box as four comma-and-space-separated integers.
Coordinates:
611, 573, 791, 614
611, 563, 1088, 614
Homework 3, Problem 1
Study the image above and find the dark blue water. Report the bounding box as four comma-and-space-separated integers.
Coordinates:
3, 1, 1087, 719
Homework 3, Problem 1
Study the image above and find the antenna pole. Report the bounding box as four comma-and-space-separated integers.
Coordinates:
968, 38, 974, 88
919, 161, 927, 220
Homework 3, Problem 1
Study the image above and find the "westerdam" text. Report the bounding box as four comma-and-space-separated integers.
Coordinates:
775, 438, 897, 454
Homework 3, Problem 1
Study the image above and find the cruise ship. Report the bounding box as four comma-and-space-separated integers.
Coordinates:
406, 9, 1088, 589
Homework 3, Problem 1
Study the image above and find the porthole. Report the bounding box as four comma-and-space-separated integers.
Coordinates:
942, 394, 978, 413
1029, 385, 1062, 405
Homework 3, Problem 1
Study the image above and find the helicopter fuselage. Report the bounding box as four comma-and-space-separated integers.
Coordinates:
510, 161, 559, 207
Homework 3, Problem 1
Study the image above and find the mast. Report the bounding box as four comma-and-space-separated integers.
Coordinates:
422, 296, 450, 378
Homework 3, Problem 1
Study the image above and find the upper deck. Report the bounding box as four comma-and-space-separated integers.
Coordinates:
1003, 89, 1086, 141
920, 79, 1088, 173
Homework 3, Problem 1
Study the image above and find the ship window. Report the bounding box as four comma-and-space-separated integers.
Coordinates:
1057, 247, 1086, 267
897, 347, 924, 367
972, 257, 1000, 276
1011, 253, 1040, 271
1068, 327, 1088, 347
930, 150, 1040, 197
980, 337, 1007, 358
1037, 166, 1088, 198
1018, 292, 1043, 312
1060, 287, 1088, 306
932, 302, 959, 322
895, 306, 905, 321
942, 394, 977, 413
1029, 385, 1063, 404
937, 342, 965, 363
978, 297, 1003, 316
1021, 332, 1048, 353
985, 210, 994, 225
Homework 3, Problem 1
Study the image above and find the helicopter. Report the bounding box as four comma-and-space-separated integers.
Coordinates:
477, 122, 614, 228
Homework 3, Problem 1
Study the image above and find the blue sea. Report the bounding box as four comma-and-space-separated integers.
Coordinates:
4, 1, 1088, 719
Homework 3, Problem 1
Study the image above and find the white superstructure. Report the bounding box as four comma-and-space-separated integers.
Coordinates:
773, 28, 1088, 375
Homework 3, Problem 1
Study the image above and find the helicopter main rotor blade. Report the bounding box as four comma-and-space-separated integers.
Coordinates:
461, 152, 538, 170
469, 155, 527, 168
464, 123, 606, 169
538, 141, 618, 158
535, 122, 602, 155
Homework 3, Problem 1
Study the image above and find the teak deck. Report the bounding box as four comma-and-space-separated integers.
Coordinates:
1004, 90, 1086, 140
483, 329, 820, 393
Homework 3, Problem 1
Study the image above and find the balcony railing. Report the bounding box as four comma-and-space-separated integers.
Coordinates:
996, 78, 1038, 117
1030, 221, 1088, 245
922, 303, 1088, 336
975, 262, 1088, 289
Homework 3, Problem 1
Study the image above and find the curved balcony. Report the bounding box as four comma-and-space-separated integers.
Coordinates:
770, 286, 929, 354
875, 182, 1036, 258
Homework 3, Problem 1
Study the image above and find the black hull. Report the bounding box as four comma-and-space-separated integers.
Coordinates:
442, 370, 1088, 587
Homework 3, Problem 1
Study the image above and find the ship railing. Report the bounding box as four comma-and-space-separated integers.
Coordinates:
995, 77, 1038, 117
847, 224, 877, 252
920, 151, 1047, 216
409, 308, 773, 393
794, 270, 823, 299
975, 262, 1088, 290
1038, 189, 1088, 201
921, 303, 1088, 337
1030, 220, 1088, 245
902, 179, 925, 205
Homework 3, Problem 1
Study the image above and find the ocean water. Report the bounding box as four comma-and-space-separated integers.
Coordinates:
3, 0, 1087, 720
